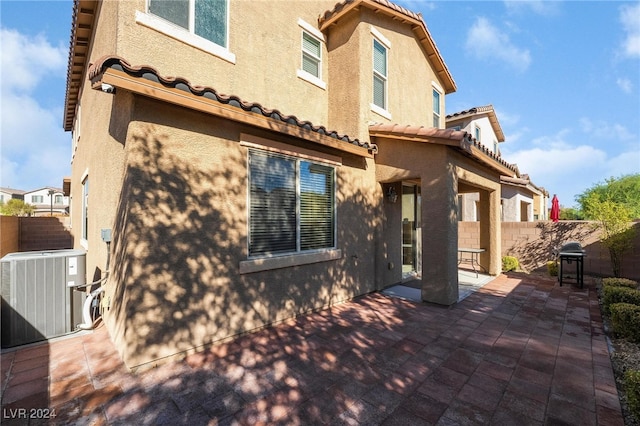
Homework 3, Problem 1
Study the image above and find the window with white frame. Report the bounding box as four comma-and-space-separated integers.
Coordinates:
373, 39, 387, 110
32, 195, 43, 203
81, 177, 89, 242
148, 0, 228, 47
432, 89, 441, 127
475, 125, 481, 142
248, 149, 335, 257
301, 31, 322, 79
55, 195, 63, 204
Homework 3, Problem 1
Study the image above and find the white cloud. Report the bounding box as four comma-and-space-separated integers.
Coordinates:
465, 17, 531, 72
616, 77, 633, 93
620, 3, 640, 58
502, 125, 640, 207
579, 118, 635, 142
504, 1, 560, 17
0, 28, 67, 93
0, 28, 70, 190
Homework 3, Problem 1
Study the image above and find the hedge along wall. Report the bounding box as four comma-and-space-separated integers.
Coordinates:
0, 216, 73, 257
459, 221, 640, 280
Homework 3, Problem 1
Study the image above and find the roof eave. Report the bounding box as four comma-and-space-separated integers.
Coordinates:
90, 62, 375, 158
63, 0, 98, 132
319, 0, 456, 94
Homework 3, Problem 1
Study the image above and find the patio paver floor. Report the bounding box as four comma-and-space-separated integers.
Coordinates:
0, 273, 625, 425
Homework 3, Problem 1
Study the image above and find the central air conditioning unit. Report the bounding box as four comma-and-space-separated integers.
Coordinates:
1, 249, 87, 348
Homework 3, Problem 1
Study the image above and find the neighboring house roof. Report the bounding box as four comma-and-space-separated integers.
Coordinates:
64, 0, 97, 131
0, 187, 26, 196
318, 0, 457, 94
24, 187, 65, 195
446, 105, 505, 143
501, 176, 548, 196
88, 56, 377, 156
368, 123, 518, 176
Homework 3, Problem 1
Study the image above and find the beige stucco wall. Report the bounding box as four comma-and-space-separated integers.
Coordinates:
375, 138, 502, 304
69, 1, 124, 283
97, 95, 381, 369
111, 1, 335, 134
326, 7, 447, 139
67, 0, 473, 368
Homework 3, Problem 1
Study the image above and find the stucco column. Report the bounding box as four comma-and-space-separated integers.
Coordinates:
478, 189, 501, 275
421, 169, 458, 305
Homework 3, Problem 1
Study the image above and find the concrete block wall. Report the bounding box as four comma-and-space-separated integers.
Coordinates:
0, 217, 73, 256
0, 216, 20, 258
19, 217, 73, 252
460, 220, 640, 280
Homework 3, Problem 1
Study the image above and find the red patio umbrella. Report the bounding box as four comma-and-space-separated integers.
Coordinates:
550, 194, 560, 222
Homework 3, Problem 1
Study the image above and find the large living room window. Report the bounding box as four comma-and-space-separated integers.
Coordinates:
148, 0, 228, 47
249, 150, 335, 257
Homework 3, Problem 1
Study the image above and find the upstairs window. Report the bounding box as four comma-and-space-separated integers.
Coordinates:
302, 31, 322, 79
475, 125, 481, 143
55, 195, 63, 204
249, 150, 335, 257
373, 39, 387, 110
32, 195, 43, 203
148, 0, 228, 48
432, 89, 441, 127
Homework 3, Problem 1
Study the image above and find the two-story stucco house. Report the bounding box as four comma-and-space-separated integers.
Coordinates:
0, 188, 25, 204
22, 187, 69, 216
446, 106, 547, 222
64, 0, 519, 369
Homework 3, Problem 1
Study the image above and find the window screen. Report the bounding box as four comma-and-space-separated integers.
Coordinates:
300, 162, 334, 250
195, 0, 227, 47
149, 0, 227, 47
249, 150, 335, 257
249, 153, 296, 255
302, 32, 321, 77
373, 39, 387, 109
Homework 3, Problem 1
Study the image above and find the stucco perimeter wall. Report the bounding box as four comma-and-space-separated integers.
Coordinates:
459, 221, 640, 280
104, 97, 380, 369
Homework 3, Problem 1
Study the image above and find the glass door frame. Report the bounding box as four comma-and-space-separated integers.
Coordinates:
401, 181, 421, 280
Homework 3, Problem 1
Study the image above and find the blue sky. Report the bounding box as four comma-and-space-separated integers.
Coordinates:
1, 1, 639, 208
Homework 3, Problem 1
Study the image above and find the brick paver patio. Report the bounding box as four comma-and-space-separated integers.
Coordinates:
0, 273, 625, 425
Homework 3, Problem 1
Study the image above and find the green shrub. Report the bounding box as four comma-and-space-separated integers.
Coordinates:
602, 286, 640, 315
546, 261, 558, 277
610, 303, 640, 342
502, 256, 519, 272
624, 370, 640, 421
602, 277, 639, 289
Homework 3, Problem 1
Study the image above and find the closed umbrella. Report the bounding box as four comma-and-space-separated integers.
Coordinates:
550, 194, 560, 222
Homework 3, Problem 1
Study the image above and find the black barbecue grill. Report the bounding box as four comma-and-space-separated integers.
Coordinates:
554, 242, 587, 288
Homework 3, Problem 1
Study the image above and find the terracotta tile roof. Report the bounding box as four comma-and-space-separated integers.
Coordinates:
320, 0, 422, 23
369, 122, 518, 175
446, 105, 494, 119
501, 176, 548, 196
445, 104, 505, 143
318, 0, 456, 94
89, 56, 376, 152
